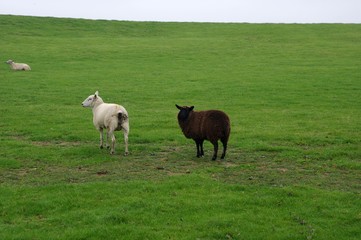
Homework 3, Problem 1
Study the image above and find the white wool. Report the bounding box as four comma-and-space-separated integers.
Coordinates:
6, 60, 31, 71
82, 91, 129, 156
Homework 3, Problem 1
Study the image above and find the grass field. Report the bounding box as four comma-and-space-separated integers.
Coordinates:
0, 15, 360, 239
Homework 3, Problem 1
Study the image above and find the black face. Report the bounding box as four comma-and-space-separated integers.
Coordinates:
176, 104, 194, 121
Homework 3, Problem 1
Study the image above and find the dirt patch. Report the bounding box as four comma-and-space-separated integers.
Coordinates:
31, 141, 84, 147
96, 170, 109, 176
7, 134, 86, 147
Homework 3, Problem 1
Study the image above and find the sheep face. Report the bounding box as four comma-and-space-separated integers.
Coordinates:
5, 60, 14, 64
82, 91, 99, 108
176, 104, 194, 121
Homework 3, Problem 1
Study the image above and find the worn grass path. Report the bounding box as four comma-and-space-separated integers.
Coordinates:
0, 15, 360, 239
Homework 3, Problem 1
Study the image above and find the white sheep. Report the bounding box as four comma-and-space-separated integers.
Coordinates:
82, 91, 129, 156
5, 59, 31, 71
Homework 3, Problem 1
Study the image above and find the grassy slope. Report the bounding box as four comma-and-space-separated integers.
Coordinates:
0, 15, 360, 239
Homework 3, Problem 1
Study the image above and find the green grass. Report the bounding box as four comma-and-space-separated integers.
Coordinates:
0, 15, 360, 239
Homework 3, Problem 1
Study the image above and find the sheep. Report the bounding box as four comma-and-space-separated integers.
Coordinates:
175, 104, 231, 161
5, 60, 31, 71
82, 91, 129, 156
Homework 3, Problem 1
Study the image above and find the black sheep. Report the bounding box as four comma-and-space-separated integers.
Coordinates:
176, 104, 231, 160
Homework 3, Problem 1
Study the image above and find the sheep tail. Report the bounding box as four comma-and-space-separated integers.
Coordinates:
117, 111, 128, 124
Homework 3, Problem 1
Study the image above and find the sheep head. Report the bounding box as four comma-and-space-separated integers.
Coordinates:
176, 104, 194, 121
82, 91, 101, 108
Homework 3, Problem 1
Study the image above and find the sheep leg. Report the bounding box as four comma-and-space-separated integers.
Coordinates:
195, 139, 204, 158
195, 140, 200, 157
221, 139, 228, 159
123, 132, 129, 156
196, 141, 202, 158
122, 122, 129, 156
109, 130, 115, 154
211, 140, 218, 161
99, 128, 104, 149
105, 129, 110, 149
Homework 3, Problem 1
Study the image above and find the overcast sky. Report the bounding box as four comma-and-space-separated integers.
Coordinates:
0, 0, 360, 23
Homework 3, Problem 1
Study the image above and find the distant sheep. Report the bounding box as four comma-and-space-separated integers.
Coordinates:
176, 104, 230, 160
82, 91, 129, 156
5, 60, 31, 71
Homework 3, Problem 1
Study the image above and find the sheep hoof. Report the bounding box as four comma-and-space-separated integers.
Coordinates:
100, 145, 104, 149
110, 151, 115, 155
212, 156, 217, 161
124, 152, 129, 156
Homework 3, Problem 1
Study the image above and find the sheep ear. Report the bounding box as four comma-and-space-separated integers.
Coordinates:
175, 104, 182, 110
190, 106, 194, 111
94, 91, 99, 97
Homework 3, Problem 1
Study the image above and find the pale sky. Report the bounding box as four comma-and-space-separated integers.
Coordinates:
0, 0, 360, 23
